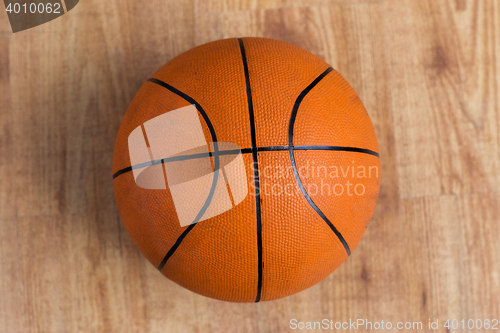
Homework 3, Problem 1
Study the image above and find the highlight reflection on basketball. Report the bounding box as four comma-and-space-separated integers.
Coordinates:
112, 37, 380, 302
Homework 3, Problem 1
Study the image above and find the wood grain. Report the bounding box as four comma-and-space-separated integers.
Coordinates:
401, 193, 500, 328
401, 196, 469, 326
384, 0, 500, 198
0, 36, 14, 220
0, 35, 23, 333
17, 211, 140, 332
1, 0, 499, 332
0, 33, 22, 332
194, 0, 379, 14
0, 9, 11, 33
457, 193, 500, 322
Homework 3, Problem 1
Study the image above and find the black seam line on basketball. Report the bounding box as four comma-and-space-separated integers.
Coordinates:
293, 145, 379, 157
288, 67, 351, 256
256, 145, 380, 157
112, 145, 379, 179
238, 38, 263, 303
146, 77, 221, 272
112, 149, 242, 179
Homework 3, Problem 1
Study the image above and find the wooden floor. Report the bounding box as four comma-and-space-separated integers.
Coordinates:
1, 0, 499, 332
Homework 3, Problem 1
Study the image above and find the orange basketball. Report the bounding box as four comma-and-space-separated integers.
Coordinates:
112, 37, 380, 302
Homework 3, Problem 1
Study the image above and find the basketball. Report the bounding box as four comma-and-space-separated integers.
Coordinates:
112, 37, 380, 302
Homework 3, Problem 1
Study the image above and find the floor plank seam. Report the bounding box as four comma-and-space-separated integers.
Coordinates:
14, 207, 120, 219
399, 191, 500, 200
193, 1, 383, 16
379, 2, 409, 320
